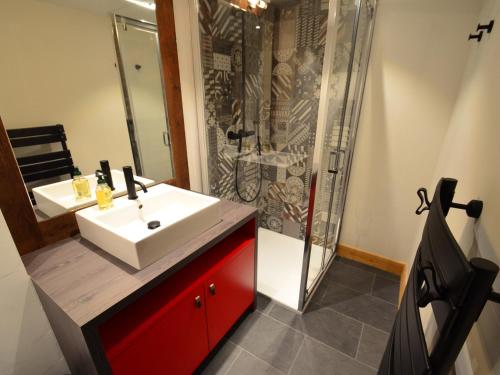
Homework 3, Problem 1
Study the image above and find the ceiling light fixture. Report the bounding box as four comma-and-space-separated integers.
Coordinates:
243, 0, 268, 10
125, 0, 156, 11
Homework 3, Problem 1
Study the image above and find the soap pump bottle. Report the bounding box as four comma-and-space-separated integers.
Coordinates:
72, 167, 91, 200
95, 171, 113, 210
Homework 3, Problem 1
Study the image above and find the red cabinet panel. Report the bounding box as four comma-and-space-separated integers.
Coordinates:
99, 221, 256, 374
100, 280, 209, 375
205, 239, 255, 349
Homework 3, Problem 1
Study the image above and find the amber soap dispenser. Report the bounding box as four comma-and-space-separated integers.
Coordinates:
95, 171, 113, 210
72, 167, 91, 200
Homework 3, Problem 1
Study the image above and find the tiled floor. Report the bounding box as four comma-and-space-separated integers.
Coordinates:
197, 256, 400, 375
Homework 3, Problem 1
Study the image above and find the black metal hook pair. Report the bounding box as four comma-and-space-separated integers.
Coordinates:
469, 20, 495, 42
415, 187, 483, 218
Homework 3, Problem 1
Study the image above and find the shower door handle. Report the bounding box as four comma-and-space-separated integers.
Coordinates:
328, 150, 345, 174
162, 131, 171, 147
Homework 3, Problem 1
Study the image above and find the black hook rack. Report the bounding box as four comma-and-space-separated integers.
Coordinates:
478, 20, 495, 33
415, 187, 483, 218
468, 32, 483, 42
469, 19, 495, 42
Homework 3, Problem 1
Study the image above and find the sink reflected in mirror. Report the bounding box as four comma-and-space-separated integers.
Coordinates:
33, 170, 154, 219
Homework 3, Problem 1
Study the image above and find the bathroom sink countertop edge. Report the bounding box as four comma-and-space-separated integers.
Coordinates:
22, 199, 257, 327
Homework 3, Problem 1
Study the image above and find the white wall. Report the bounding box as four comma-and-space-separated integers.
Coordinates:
0, 211, 69, 375
0, 0, 134, 176
340, 0, 484, 262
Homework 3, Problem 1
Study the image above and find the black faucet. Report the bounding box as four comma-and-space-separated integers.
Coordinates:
227, 129, 255, 153
123, 166, 148, 200
100, 160, 115, 190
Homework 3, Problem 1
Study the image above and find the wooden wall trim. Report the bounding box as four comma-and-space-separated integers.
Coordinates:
337, 243, 407, 304
38, 212, 79, 246
156, 0, 190, 190
0, 116, 43, 254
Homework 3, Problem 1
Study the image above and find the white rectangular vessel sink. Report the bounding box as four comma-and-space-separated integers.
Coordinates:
76, 184, 221, 269
33, 170, 153, 217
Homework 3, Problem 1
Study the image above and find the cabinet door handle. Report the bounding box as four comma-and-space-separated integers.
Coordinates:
209, 283, 216, 295
194, 295, 202, 308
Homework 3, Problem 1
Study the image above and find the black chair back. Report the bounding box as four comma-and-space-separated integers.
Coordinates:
7, 124, 74, 204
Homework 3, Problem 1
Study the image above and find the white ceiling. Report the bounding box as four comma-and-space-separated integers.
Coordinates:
39, 0, 157, 23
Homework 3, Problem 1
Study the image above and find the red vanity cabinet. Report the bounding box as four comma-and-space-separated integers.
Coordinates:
98, 228, 256, 375
99, 279, 209, 375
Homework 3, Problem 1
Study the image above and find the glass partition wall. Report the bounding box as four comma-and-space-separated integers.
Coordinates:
197, 0, 376, 310
301, 0, 376, 308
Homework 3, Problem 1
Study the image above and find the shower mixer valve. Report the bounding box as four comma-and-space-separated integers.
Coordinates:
227, 129, 255, 140
227, 129, 256, 153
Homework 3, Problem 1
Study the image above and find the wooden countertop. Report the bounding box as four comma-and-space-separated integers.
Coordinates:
22, 200, 257, 328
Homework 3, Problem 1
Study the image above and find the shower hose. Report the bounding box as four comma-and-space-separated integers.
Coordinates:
235, 136, 263, 203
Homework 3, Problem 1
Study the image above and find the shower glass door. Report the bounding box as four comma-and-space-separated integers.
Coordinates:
301, 0, 376, 306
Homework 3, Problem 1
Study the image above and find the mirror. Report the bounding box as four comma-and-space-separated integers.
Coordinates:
0, 0, 174, 221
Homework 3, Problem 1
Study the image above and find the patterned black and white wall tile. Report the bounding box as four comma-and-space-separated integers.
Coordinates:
199, 0, 345, 241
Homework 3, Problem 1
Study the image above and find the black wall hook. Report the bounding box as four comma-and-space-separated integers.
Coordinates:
469, 31, 483, 42
449, 200, 483, 219
477, 20, 495, 34
415, 186, 483, 218
469, 20, 495, 42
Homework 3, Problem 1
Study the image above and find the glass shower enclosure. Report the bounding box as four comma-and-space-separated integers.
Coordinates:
301, 0, 376, 308
195, 0, 376, 310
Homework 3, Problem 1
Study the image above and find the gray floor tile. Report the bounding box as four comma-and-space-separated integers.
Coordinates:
228, 311, 304, 372
372, 276, 399, 305
336, 257, 400, 282
256, 293, 274, 314
324, 261, 376, 294
357, 325, 389, 369
198, 341, 242, 375
322, 283, 397, 332
202, 257, 400, 373
289, 337, 376, 375
269, 302, 362, 357
226, 350, 285, 375
308, 278, 329, 305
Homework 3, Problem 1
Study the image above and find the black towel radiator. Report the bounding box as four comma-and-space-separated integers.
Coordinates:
378, 177, 499, 375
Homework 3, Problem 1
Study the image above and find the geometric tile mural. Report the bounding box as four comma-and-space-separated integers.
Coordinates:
198, 0, 330, 240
